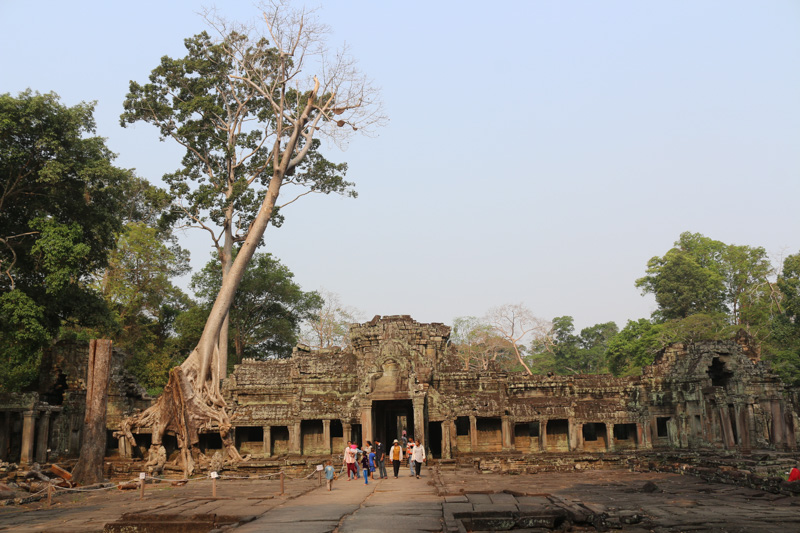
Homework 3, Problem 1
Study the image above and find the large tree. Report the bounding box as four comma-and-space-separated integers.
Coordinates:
299, 289, 361, 349
485, 304, 552, 375
550, 316, 617, 374
0, 90, 130, 391
118, 3, 383, 474
636, 232, 773, 330
451, 316, 516, 371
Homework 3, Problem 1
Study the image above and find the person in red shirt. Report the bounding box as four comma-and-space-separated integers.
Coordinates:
788, 466, 800, 482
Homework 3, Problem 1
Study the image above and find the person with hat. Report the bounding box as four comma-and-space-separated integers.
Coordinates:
389, 438, 404, 478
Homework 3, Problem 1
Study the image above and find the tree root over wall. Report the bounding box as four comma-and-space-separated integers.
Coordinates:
117, 349, 246, 477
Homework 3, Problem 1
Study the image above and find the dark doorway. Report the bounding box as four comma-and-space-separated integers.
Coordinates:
372, 399, 414, 445
428, 421, 442, 458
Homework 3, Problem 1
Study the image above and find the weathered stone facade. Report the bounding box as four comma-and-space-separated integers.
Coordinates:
221, 315, 799, 458
0, 341, 150, 464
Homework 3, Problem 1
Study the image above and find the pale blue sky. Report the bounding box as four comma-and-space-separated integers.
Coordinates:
2, 0, 799, 330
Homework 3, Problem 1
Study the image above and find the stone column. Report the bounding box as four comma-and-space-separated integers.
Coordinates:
20, 411, 36, 464
736, 406, 750, 450
263, 426, 272, 456
291, 421, 302, 454
771, 401, 784, 447
784, 408, 796, 451
606, 423, 615, 452
35, 411, 50, 463
119, 436, 131, 459
637, 421, 649, 449
501, 416, 513, 451
343, 421, 352, 443
0, 411, 10, 461
361, 405, 373, 444
322, 419, 331, 454
413, 399, 425, 448
539, 419, 548, 452
442, 420, 452, 459
719, 407, 735, 448
568, 420, 579, 452
469, 415, 478, 452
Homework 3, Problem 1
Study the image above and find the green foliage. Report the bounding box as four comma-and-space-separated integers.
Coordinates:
96, 219, 192, 391
192, 252, 321, 361
0, 90, 131, 389
761, 252, 800, 387
657, 313, 735, 346
0, 291, 49, 391
606, 319, 662, 376
636, 232, 772, 327
550, 316, 617, 374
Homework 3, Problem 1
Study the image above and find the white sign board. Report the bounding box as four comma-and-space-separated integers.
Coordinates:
316, 464, 324, 471
210, 471, 219, 479
139, 472, 146, 480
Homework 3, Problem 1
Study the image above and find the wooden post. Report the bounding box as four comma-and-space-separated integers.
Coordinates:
212, 477, 217, 498
47, 483, 53, 506
139, 473, 145, 500
72, 340, 113, 485
280, 471, 285, 495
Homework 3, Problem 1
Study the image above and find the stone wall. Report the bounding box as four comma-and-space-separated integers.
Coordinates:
0, 341, 151, 464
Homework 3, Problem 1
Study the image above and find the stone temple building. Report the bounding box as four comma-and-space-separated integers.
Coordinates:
222, 315, 798, 459
1, 315, 797, 464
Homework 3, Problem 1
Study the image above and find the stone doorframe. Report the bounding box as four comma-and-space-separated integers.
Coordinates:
360, 393, 427, 449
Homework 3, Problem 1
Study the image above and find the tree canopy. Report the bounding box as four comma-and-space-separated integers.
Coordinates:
0, 90, 132, 390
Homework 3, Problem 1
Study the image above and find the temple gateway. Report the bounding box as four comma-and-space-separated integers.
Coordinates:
1, 315, 797, 464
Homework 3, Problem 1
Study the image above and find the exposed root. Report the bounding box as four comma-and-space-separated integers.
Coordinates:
118, 349, 243, 477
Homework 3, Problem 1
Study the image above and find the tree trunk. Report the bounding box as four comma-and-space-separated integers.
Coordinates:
119, 78, 321, 475
72, 339, 113, 485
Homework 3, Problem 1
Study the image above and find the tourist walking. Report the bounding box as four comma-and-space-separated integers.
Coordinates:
361, 445, 370, 484
412, 439, 426, 478
341, 441, 351, 477
375, 439, 387, 479
389, 439, 404, 478
368, 447, 376, 479
344, 442, 357, 480
324, 460, 335, 490
406, 437, 415, 476
352, 443, 362, 479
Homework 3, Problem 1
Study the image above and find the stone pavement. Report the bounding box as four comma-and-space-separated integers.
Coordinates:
3, 467, 800, 532
0, 475, 317, 532
236, 470, 442, 533
437, 469, 800, 533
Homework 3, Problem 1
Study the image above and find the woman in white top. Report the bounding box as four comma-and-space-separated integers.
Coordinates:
411, 439, 426, 478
